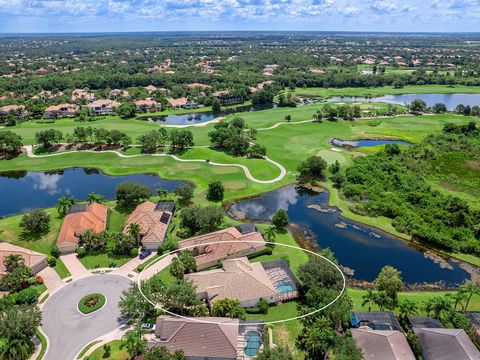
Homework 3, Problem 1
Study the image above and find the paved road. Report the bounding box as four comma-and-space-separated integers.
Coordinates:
41, 274, 131, 360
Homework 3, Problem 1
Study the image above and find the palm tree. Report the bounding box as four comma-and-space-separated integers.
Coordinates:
127, 223, 141, 244
3, 254, 23, 273
120, 326, 146, 358
87, 192, 105, 205
56, 195, 75, 217
373, 291, 392, 311
397, 299, 418, 320
264, 226, 277, 243
446, 290, 468, 311
362, 289, 377, 312
460, 281, 480, 311
423, 296, 452, 319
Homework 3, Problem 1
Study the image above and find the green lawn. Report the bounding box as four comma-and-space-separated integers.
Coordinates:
291, 84, 480, 98
35, 330, 48, 360
86, 340, 129, 360
54, 258, 71, 278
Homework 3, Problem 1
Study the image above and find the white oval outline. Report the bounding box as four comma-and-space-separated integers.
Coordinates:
138, 240, 346, 326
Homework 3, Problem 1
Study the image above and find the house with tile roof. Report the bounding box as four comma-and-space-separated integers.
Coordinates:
413, 328, 480, 360
168, 98, 198, 109
177, 224, 266, 270
57, 203, 108, 254
351, 327, 415, 360
186, 257, 297, 308
71, 89, 95, 103
87, 99, 120, 116
44, 103, 77, 119
123, 201, 175, 250
149, 316, 239, 359
134, 98, 162, 113
0, 105, 28, 120
0, 243, 48, 276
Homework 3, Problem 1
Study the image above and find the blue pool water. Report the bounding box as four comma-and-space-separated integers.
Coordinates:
276, 280, 295, 293
244, 331, 262, 357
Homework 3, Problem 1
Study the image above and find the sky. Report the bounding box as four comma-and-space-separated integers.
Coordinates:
0, 0, 480, 33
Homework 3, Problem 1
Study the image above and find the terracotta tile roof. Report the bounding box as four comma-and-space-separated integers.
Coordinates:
71, 89, 95, 101
145, 85, 157, 92
178, 226, 265, 269
0, 104, 25, 112
44, 103, 76, 113
352, 328, 415, 360
0, 243, 47, 276
153, 316, 238, 358
57, 203, 108, 249
134, 99, 158, 107
186, 83, 211, 89
87, 99, 120, 108
168, 98, 188, 107
123, 201, 171, 245
186, 257, 277, 304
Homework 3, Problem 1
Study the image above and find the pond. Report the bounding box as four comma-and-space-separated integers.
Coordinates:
330, 138, 411, 148
329, 93, 480, 110
137, 103, 277, 125
229, 185, 471, 285
0, 168, 184, 218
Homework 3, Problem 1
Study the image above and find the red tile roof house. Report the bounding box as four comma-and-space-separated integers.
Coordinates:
87, 99, 121, 116
0, 243, 48, 276
0, 105, 28, 120
148, 316, 239, 360
71, 89, 96, 103
186, 257, 298, 308
44, 103, 77, 119
134, 99, 162, 113
186, 83, 212, 90
177, 223, 266, 271
167, 98, 199, 110
123, 201, 175, 250
57, 203, 108, 254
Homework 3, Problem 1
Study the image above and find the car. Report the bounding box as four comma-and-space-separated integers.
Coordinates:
141, 323, 156, 332
139, 249, 152, 260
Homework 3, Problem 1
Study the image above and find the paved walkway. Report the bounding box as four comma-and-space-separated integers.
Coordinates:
41, 274, 131, 360
38, 266, 65, 294
140, 254, 176, 280
113, 252, 155, 278
60, 253, 90, 280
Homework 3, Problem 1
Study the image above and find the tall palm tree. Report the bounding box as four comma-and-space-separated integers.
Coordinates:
446, 290, 468, 311
87, 192, 106, 205
397, 299, 418, 320
56, 195, 75, 217
120, 326, 146, 358
127, 223, 141, 244
373, 291, 391, 311
460, 281, 480, 311
264, 226, 277, 243
3, 254, 23, 272
362, 289, 377, 312
423, 296, 452, 319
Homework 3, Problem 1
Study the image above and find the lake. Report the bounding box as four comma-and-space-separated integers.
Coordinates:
229, 185, 471, 285
329, 93, 480, 110
137, 103, 277, 125
330, 138, 411, 148
0, 168, 184, 218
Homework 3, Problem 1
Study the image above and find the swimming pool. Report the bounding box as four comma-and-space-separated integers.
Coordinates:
244, 330, 262, 357
275, 280, 295, 294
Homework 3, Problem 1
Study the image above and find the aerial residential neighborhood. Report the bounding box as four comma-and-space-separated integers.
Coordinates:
1, 2, 480, 360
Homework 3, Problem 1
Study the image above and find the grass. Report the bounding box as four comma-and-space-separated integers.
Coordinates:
77, 340, 102, 359
54, 258, 71, 278
291, 84, 480, 98
86, 340, 129, 360
78, 293, 106, 314
35, 329, 47, 360
78, 252, 132, 269
348, 288, 480, 313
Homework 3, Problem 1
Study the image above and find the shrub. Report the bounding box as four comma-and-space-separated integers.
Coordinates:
130, 248, 139, 257
47, 256, 57, 267
16, 287, 39, 305
136, 264, 145, 272
258, 298, 269, 314
76, 247, 87, 257
50, 245, 60, 258
272, 209, 289, 229
19, 209, 50, 234
176, 227, 191, 239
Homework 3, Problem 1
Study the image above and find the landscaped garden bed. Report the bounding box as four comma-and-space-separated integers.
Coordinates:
78, 293, 106, 314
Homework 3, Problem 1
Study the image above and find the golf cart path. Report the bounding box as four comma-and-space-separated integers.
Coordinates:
23, 145, 287, 184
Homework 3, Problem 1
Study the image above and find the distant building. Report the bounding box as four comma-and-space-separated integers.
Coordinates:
44, 103, 77, 119
168, 97, 198, 109
0, 243, 48, 276
57, 203, 108, 254
123, 201, 175, 250
351, 327, 415, 360
186, 83, 211, 90
134, 99, 162, 113
87, 99, 120, 116
71, 89, 95, 103
0, 105, 28, 120
109, 89, 130, 99
177, 223, 266, 270
212, 90, 244, 105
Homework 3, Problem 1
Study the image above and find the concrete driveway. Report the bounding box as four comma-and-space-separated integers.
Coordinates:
41, 274, 131, 360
